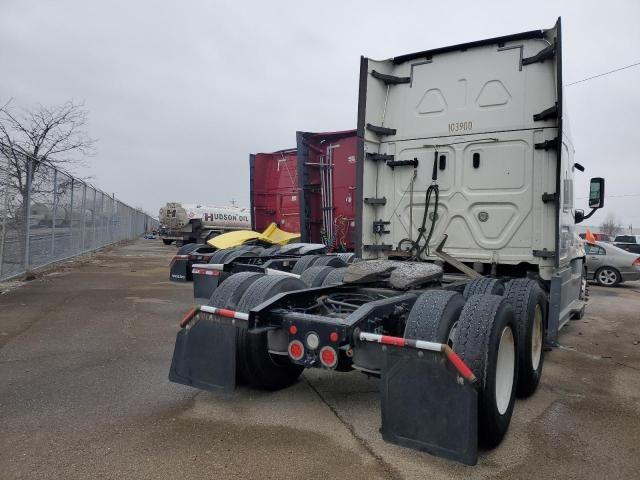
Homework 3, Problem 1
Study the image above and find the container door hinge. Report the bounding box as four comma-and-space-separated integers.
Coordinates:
532, 249, 555, 259
522, 42, 556, 66
364, 197, 387, 205
535, 137, 559, 151
366, 123, 397, 136
541, 192, 557, 203
533, 103, 558, 122
371, 70, 411, 85
363, 244, 393, 252
373, 220, 391, 235
366, 152, 394, 162
386, 158, 419, 170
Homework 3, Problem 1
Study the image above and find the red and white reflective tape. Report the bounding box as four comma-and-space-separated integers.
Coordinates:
359, 332, 442, 351
358, 332, 477, 383
199, 305, 249, 321
192, 268, 220, 276
180, 305, 249, 328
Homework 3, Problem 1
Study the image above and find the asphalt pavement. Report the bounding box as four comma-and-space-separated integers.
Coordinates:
1, 239, 639, 479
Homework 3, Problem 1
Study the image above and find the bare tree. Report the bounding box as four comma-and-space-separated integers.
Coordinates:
0, 100, 95, 216
600, 212, 622, 238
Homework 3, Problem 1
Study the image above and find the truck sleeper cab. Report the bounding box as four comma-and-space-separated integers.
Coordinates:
168, 18, 605, 465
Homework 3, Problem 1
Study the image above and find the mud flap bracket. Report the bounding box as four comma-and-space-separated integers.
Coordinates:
380, 346, 478, 465
169, 313, 237, 392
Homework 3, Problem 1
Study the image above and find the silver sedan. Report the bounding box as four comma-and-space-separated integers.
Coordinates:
585, 241, 640, 286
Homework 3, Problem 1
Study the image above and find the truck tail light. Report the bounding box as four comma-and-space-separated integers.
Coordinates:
288, 340, 304, 361
320, 346, 338, 368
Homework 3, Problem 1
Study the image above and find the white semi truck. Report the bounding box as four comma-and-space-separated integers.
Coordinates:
158, 202, 251, 246
168, 19, 605, 464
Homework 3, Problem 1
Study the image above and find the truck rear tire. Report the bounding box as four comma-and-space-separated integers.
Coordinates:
456, 294, 518, 449
245, 245, 265, 255
300, 266, 334, 287
162, 239, 173, 245
224, 248, 258, 264
259, 246, 281, 257
503, 279, 546, 397
463, 278, 504, 300
207, 272, 264, 384
322, 267, 346, 286
207, 272, 264, 309
337, 252, 356, 264
235, 276, 306, 390
314, 255, 348, 268
404, 290, 465, 345
291, 255, 321, 275
177, 243, 202, 255
208, 248, 235, 264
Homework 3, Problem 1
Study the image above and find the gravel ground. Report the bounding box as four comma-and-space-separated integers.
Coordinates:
1, 239, 639, 479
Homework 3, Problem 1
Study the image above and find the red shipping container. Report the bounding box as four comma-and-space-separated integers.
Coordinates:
249, 149, 300, 233
296, 130, 358, 251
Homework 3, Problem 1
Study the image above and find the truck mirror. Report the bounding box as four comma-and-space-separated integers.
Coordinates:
574, 209, 584, 224
589, 178, 605, 209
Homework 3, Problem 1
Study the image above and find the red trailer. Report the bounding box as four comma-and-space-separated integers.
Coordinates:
249, 149, 300, 233
296, 130, 358, 251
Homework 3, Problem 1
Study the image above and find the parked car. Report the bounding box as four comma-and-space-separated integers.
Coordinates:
585, 241, 640, 286
612, 234, 640, 254
614, 234, 640, 244
614, 243, 640, 254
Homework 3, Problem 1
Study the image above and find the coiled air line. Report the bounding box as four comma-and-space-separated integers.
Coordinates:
398, 150, 439, 260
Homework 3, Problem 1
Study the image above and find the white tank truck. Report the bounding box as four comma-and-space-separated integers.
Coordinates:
159, 202, 251, 246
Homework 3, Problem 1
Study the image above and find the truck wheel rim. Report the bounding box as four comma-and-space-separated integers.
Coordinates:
598, 269, 616, 285
531, 305, 543, 371
496, 326, 515, 415
447, 321, 459, 348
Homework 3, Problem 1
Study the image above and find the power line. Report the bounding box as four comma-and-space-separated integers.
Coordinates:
565, 61, 640, 86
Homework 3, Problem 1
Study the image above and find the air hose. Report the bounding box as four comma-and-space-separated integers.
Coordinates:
398, 151, 439, 260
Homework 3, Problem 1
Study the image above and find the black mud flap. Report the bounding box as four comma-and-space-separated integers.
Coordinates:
193, 271, 223, 301
380, 346, 478, 465
170, 258, 190, 282
168, 314, 237, 392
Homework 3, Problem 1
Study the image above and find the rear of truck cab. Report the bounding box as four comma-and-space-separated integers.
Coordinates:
356, 18, 596, 337
169, 18, 604, 466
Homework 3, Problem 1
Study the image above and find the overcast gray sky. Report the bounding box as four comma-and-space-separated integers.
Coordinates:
1, 0, 639, 228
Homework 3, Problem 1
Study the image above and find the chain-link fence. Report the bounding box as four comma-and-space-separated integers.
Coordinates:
0, 152, 158, 281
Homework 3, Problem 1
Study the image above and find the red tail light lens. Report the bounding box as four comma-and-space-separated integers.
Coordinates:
634, 257, 640, 266
320, 346, 338, 368
288, 340, 304, 361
